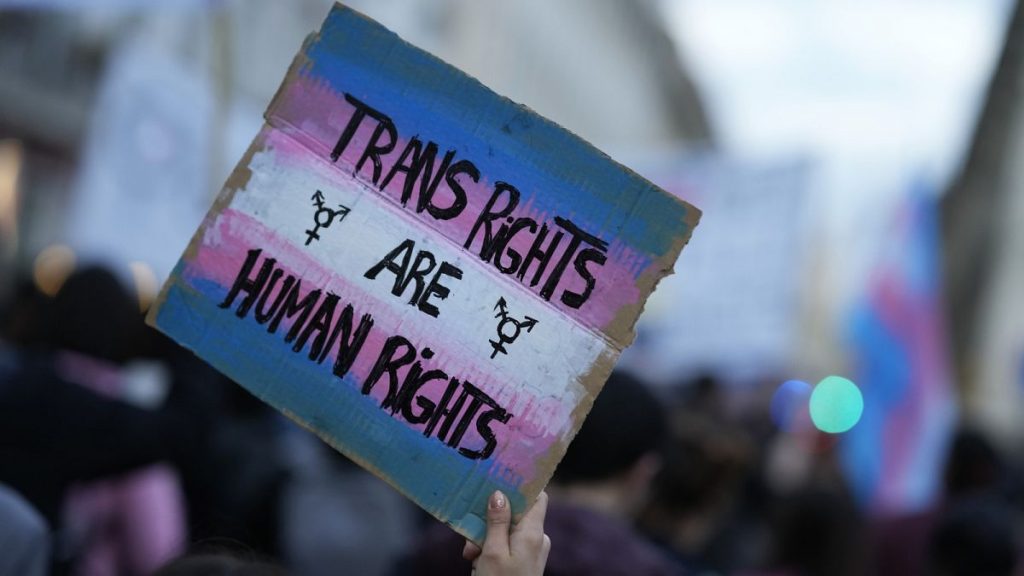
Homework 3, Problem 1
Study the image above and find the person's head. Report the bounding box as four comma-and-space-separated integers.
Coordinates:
944, 428, 1003, 500
48, 266, 140, 363
553, 370, 666, 516
928, 496, 1018, 576
639, 412, 751, 553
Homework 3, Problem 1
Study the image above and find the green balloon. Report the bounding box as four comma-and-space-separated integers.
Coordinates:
809, 375, 864, 434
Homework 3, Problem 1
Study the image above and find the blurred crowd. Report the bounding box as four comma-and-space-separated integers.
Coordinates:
1, 265, 1021, 576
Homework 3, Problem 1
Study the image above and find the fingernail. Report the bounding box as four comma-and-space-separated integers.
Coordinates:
489, 490, 506, 510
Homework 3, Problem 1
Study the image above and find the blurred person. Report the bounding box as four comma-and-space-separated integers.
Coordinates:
639, 394, 756, 574
180, 379, 290, 558
0, 483, 50, 576
927, 495, 1018, 576
46, 266, 139, 364
677, 373, 728, 421
406, 371, 681, 576
751, 486, 864, 576
540, 371, 679, 576
944, 427, 1005, 500
50, 267, 187, 576
0, 268, 203, 574
872, 427, 1016, 576
917, 427, 1020, 576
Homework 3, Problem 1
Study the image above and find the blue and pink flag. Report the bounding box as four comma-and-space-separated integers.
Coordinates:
841, 186, 956, 515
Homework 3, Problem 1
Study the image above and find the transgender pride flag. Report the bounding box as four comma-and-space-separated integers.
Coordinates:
840, 186, 957, 515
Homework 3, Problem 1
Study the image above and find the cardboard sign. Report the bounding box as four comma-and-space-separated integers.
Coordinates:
148, 3, 700, 543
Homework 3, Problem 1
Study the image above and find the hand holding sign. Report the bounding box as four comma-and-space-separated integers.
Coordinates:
463, 491, 551, 576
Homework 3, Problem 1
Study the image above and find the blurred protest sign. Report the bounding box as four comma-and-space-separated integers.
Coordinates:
148, 4, 699, 542
619, 154, 809, 384
67, 40, 211, 284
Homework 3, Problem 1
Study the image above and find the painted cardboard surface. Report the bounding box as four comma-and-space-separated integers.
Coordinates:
147, 3, 700, 543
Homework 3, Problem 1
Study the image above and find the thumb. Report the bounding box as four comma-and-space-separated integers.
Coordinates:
481, 490, 511, 558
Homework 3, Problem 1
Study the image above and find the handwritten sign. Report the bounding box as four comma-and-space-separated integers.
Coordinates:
147, 3, 700, 543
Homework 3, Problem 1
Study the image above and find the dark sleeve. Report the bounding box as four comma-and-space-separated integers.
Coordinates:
0, 365, 199, 486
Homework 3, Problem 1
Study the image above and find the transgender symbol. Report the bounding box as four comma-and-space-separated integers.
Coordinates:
305, 190, 351, 246
490, 297, 538, 359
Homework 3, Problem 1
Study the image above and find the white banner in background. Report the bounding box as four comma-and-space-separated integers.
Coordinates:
67, 39, 212, 284
618, 154, 811, 384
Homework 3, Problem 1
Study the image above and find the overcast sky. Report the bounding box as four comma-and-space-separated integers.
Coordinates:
662, 0, 1013, 187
